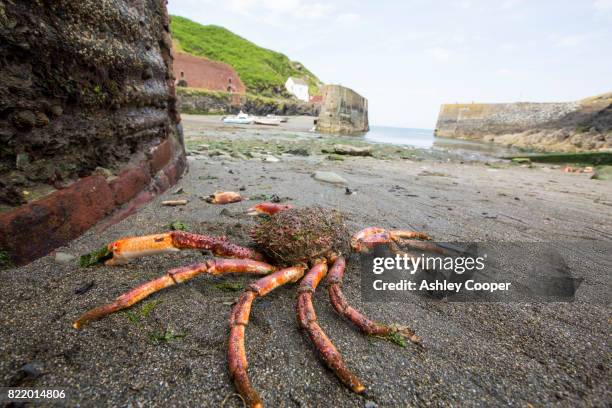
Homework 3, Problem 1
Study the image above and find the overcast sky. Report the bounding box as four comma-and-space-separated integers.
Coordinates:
168, 0, 612, 129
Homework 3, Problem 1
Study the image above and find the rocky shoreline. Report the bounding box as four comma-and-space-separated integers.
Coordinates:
177, 88, 320, 116
435, 93, 612, 152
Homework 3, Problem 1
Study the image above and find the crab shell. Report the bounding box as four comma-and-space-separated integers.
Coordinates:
250, 206, 349, 265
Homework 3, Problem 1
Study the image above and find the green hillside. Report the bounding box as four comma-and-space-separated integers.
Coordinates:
170, 16, 322, 98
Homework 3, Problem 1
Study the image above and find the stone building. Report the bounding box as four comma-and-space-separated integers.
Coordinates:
173, 52, 246, 94
285, 77, 309, 102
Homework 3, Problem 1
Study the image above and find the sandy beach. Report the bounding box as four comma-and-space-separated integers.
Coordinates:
1, 114, 610, 407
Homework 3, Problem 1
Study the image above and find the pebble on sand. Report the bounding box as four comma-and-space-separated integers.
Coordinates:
333, 144, 372, 156
264, 155, 281, 162
54, 252, 76, 264
312, 171, 348, 184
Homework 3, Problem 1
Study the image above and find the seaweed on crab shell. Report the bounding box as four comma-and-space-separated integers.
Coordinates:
250, 207, 349, 265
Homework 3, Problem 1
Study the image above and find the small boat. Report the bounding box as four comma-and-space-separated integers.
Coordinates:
223, 111, 253, 125
266, 114, 288, 123
254, 117, 282, 126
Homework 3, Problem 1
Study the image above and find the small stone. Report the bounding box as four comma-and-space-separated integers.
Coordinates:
285, 147, 310, 156
264, 155, 280, 163
94, 166, 114, 179
49, 105, 63, 117
35, 112, 49, 127
208, 149, 225, 157
333, 144, 372, 156
365, 401, 378, 408
75, 280, 95, 295
11, 110, 37, 130
231, 152, 248, 160
19, 362, 43, 379
312, 171, 348, 185
55, 252, 76, 264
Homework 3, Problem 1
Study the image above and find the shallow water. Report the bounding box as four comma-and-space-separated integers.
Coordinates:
364, 125, 523, 159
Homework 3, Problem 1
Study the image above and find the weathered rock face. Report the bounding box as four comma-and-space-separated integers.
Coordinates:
0, 0, 184, 205
0, 0, 186, 265
435, 93, 612, 152
177, 88, 320, 116
316, 85, 369, 134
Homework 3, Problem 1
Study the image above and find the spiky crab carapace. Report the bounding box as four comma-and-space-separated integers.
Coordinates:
73, 203, 441, 407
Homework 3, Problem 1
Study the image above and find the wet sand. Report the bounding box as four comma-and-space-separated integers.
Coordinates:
1, 114, 610, 407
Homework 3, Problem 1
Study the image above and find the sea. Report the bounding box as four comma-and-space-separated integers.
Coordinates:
364, 125, 522, 159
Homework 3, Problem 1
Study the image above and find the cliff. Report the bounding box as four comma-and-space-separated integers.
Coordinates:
316, 85, 369, 134
0, 0, 186, 265
170, 16, 322, 98
435, 93, 612, 152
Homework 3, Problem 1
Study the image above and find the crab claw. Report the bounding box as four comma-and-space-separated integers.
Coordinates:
205, 191, 242, 204
247, 202, 292, 216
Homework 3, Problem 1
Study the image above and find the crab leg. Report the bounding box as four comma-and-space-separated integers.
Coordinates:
297, 260, 366, 394
73, 258, 275, 329
228, 265, 306, 408
105, 231, 264, 265
327, 256, 422, 346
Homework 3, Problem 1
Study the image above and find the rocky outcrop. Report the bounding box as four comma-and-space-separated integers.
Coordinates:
316, 85, 369, 134
177, 88, 320, 116
0, 0, 186, 265
435, 93, 612, 152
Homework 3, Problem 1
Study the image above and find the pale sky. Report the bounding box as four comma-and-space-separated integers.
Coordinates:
168, 0, 612, 129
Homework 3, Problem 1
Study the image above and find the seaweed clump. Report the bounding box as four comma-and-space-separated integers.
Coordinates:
250, 207, 349, 265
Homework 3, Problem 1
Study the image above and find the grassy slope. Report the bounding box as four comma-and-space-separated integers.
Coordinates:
170, 16, 322, 98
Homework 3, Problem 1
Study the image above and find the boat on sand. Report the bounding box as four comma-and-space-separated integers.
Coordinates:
223, 111, 254, 125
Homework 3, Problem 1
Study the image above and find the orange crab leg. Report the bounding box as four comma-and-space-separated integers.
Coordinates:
73, 258, 275, 329
228, 265, 306, 408
297, 260, 366, 394
247, 202, 292, 216
105, 231, 264, 265
351, 227, 445, 257
327, 256, 422, 346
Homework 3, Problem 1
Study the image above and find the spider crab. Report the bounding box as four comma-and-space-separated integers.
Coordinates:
73, 202, 441, 407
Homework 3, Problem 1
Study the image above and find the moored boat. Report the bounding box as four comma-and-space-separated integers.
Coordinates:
223, 111, 254, 125
254, 117, 282, 126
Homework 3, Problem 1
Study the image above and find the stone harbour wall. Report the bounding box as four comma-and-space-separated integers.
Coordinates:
435, 93, 612, 152
0, 0, 186, 265
316, 85, 369, 134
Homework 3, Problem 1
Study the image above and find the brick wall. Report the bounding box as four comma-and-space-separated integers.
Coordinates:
173, 52, 246, 94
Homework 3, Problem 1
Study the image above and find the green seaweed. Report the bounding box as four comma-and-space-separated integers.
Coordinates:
383, 332, 407, 348
125, 300, 163, 325
149, 328, 186, 344
169, 221, 188, 231
79, 245, 112, 267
